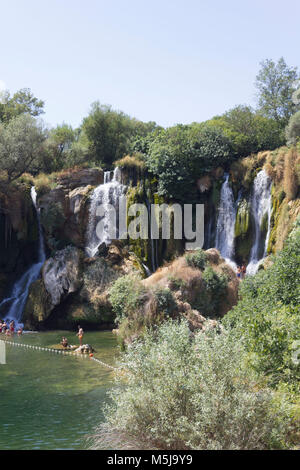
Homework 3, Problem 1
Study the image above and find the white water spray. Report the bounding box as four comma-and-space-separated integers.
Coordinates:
215, 174, 237, 268
85, 167, 126, 257
246, 170, 272, 275
0, 187, 46, 327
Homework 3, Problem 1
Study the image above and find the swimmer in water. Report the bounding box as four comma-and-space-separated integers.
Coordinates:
61, 336, 68, 348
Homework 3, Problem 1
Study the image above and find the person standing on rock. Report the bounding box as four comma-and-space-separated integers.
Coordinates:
76, 325, 84, 346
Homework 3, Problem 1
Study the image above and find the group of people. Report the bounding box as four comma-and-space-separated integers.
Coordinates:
0, 319, 23, 336
60, 325, 84, 349
236, 264, 246, 280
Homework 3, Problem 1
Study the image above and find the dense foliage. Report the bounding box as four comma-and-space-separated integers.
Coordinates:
0, 114, 46, 181
109, 274, 146, 324
185, 248, 207, 270
90, 321, 291, 450
0, 88, 44, 123
82, 102, 157, 167
146, 124, 231, 202
0, 57, 298, 182
204, 105, 284, 157
224, 221, 300, 386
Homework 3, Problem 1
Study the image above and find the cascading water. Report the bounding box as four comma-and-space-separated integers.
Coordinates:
215, 173, 237, 267
85, 167, 126, 257
0, 187, 46, 327
246, 170, 272, 275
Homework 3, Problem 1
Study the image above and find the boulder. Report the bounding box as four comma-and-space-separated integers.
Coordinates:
43, 246, 82, 308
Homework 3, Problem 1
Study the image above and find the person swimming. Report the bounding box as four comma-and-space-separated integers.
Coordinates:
61, 336, 68, 348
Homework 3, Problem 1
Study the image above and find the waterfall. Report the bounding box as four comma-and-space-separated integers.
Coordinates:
246, 170, 272, 275
0, 187, 46, 327
85, 167, 126, 257
142, 263, 152, 277
215, 173, 237, 268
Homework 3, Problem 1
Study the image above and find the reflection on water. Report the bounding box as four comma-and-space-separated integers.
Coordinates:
0, 330, 117, 450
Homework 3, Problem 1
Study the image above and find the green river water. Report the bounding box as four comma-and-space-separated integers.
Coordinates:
0, 330, 118, 450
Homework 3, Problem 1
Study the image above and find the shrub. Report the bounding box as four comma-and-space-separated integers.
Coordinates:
90, 321, 291, 450
34, 173, 56, 195
224, 222, 300, 386
17, 172, 35, 185
114, 154, 146, 171
185, 249, 207, 270
194, 266, 227, 315
109, 274, 146, 324
154, 287, 177, 317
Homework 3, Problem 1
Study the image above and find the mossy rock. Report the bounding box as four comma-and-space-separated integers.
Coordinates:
22, 279, 51, 329
234, 199, 253, 263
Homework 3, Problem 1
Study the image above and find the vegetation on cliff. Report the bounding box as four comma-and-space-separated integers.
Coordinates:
91, 221, 300, 450
108, 248, 238, 346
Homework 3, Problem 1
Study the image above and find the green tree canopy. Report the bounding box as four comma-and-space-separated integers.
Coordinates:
0, 88, 44, 123
82, 102, 158, 166
146, 124, 231, 202
0, 114, 46, 181
205, 105, 284, 157
255, 57, 299, 125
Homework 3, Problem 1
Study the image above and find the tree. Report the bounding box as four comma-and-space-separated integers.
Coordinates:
146, 124, 231, 202
255, 58, 299, 125
286, 110, 300, 145
0, 114, 46, 181
42, 123, 76, 171
205, 106, 285, 157
82, 102, 159, 166
0, 88, 44, 123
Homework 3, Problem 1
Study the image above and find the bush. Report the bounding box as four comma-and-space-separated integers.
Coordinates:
185, 249, 207, 270
154, 288, 177, 317
90, 321, 291, 450
224, 222, 300, 386
109, 274, 146, 324
17, 172, 35, 186
34, 173, 56, 195
193, 266, 227, 315
114, 154, 146, 171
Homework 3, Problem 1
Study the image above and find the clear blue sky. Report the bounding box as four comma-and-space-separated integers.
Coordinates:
1, 0, 299, 129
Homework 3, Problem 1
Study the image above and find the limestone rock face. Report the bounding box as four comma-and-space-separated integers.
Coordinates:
43, 246, 82, 308
0, 184, 39, 297
56, 168, 103, 191
37, 169, 102, 249
69, 186, 92, 223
